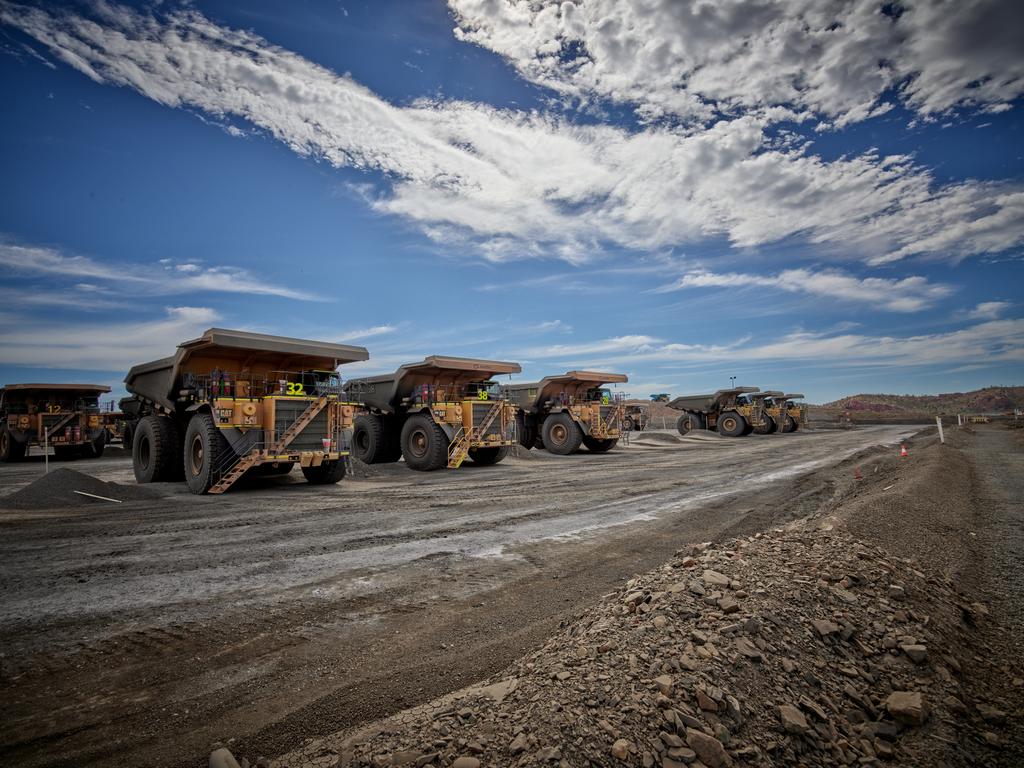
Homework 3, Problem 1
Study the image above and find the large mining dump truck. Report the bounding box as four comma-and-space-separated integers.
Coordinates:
667, 386, 767, 437
344, 356, 521, 470
778, 393, 807, 432
748, 390, 786, 434
1, 384, 111, 462
121, 328, 369, 494
505, 371, 628, 454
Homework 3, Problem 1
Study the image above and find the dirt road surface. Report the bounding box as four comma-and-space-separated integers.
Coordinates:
0, 426, 915, 767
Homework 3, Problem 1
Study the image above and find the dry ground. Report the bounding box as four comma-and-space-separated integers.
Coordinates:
0, 426, 919, 767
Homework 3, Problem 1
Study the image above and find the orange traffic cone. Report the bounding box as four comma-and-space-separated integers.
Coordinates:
900, 444, 908, 458
854, 466, 862, 480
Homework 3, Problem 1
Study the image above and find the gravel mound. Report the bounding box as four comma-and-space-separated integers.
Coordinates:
632, 432, 683, 445
259, 430, 1022, 768
1, 468, 160, 509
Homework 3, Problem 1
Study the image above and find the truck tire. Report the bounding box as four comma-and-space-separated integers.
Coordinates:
0, 428, 26, 462
133, 415, 183, 483
401, 414, 448, 471
542, 412, 583, 455
717, 411, 747, 437
184, 413, 231, 494
780, 415, 796, 433
468, 446, 508, 466
623, 415, 634, 431
302, 460, 346, 484
583, 436, 617, 453
352, 414, 386, 463
676, 412, 703, 435
752, 414, 776, 435
82, 430, 106, 458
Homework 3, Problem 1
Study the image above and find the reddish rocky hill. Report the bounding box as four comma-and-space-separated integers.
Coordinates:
821, 386, 1023, 416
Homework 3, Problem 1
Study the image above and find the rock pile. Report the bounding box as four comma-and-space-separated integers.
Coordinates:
266, 522, 1014, 767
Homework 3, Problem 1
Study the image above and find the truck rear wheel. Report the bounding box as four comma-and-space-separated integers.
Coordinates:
676, 412, 703, 435
623, 416, 634, 432
780, 415, 796, 433
583, 436, 617, 453
542, 413, 583, 455
717, 411, 747, 437
133, 415, 183, 483
184, 413, 231, 494
0, 428, 26, 462
752, 414, 776, 435
352, 414, 386, 463
83, 430, 106, 458
401, 414, 448, 471
302, 460, 346, 484
468, 446, 508, 466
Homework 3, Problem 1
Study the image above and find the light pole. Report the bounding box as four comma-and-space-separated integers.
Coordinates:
729, 375, 736, 389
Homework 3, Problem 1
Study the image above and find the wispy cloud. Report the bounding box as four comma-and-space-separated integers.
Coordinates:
966, 300, 1012, 320
2, 2, 1021, 267
0, 241, 321, 301
657, 267, 955, 312
335, 324, 397, 342
0, 306, 219, 370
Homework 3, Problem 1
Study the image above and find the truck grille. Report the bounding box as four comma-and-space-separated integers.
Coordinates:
274, 399, 329, 451
471, 402, 507, 441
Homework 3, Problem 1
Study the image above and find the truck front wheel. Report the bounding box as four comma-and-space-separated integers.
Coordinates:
780, 415, 797, 432
83, 430, 106, 458
133, 415, 183, 483
717, 411, 747, 437
468, 446, 508, 466
0, 428, 26, 463
542, 413, 583, 454
583, 436, 617, 453
401, 414, 448, 471
302, 460, 346, 484
184, 413, 231, 494
352, 414, 386, 463
752, 414, 776, 435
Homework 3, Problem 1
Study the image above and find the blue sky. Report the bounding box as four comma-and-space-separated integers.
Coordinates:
1, 0, 1022, 404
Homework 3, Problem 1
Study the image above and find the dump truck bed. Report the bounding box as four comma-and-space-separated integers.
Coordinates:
667, 387, 760, 412
124, 328, 368, 412
344, 356, 521, 413
782, 393, 805, 402
750, 390, 785, 401
505, 370, 628, 412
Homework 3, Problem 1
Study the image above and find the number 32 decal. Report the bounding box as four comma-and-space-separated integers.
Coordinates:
286, 382, 305, 396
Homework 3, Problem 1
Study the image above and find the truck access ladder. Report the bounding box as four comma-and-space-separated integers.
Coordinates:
209, 396, 330, 494
447, 400, 503, 469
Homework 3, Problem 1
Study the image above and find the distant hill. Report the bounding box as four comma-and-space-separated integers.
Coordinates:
820, 386, 1024, 415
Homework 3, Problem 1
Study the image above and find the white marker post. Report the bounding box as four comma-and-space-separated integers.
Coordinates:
936, 416, 945, 444
44, 428, 49, 474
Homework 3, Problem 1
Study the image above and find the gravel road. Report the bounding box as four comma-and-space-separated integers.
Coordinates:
0, 426, 915, 767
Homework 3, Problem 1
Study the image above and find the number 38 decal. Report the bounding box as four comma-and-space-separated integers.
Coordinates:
286, 382, 305, 396
477, 390, 489, 400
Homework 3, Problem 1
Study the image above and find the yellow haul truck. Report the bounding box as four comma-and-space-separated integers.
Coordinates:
748, 390, 786, 434
120, 328, 368, 494
344, 356, 521, 471
505, 371, 628, 454
778, 393, 807, 432
667, 386, 767, 437
1, 384, 111, 462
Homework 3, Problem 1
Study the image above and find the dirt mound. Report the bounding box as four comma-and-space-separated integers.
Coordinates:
1, 468, 160, 509
631, 431, 683, 445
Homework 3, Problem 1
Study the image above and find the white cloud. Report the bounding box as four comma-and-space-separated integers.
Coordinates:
335, 324, 396, 342
966, 300, 1011, 320
0, 306, 219, 370
1, 2, 1021, 268
450, 0, 1024, 125
0, 241, 320, 301
658, 267, 955, 312
513, 319, 1024, 371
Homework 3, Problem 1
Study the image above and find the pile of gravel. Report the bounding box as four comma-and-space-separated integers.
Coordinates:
1, 468, 160, 509
632, 431, 684, 445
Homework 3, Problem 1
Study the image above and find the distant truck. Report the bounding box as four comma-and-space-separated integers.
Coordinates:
623, 404, 649, 432
0, 383, 111, 462
505, 371, 628, 454
344, 356, 521, 470
778, 393, 806, 432
121, 328, 368, 494
667, 387, 766, 437
748, 390, 786, 434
